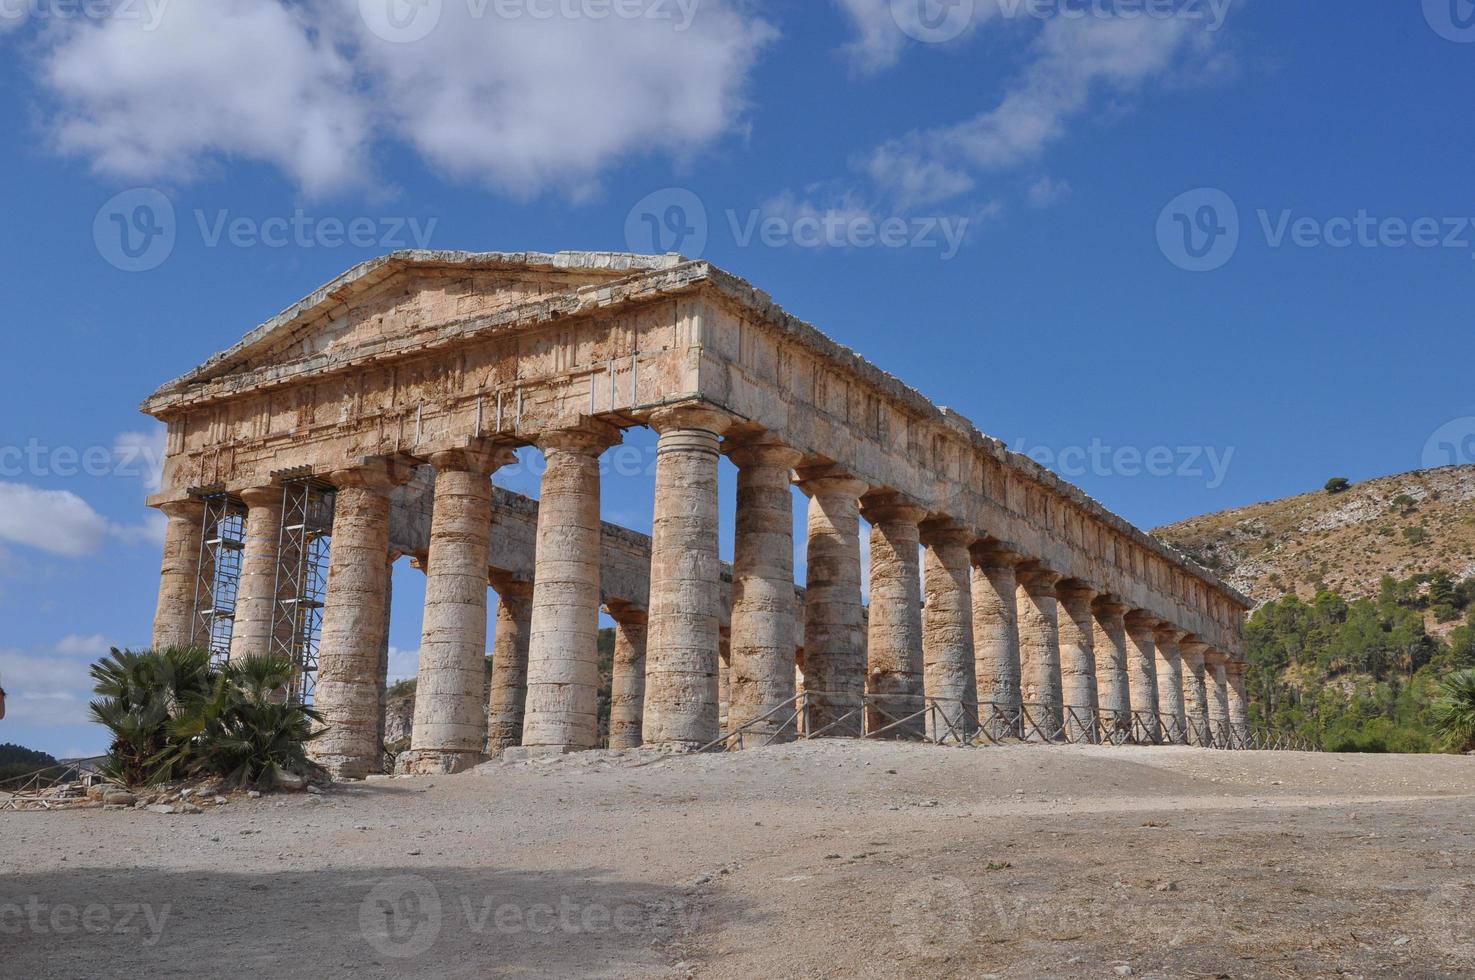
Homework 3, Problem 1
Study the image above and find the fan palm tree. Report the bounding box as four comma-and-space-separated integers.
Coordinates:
1432, 669, 1475, 754
88, 647, 213, 786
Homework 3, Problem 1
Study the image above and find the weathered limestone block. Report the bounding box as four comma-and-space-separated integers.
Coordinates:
726, 437, 803, 747
152, 498, 207, 650
970, 541, 1022, 737
229, 487, 286, 662
921, 522, 976, 743
1226, 661, 1250, 745
862, 496, 926, 739
1091, 597, 1131, 736
521, 421, 620, 754
486, 580, 533, 753
797, 469, 870, 737
1180, 638, 1211, 747
311, 461, 404, 779
399, 446, 512, 774
1016, 565, 1064, 740
642, 405, 730, 752
1154, 627, 1188, 746
1124, 611, 1162, 744
1055, 581, 1099, 742
607, 610, 648, 750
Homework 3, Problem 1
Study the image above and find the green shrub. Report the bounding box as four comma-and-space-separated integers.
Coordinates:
1433, 669, 1475, 753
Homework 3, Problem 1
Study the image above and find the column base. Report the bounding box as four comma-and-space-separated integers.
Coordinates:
501, 744, 584, 761
394, 749, 488, 775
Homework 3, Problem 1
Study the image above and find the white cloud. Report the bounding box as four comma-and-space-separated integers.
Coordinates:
0, 649, 95, 727
1026, 174, 1071, 207
25, 0, 775, 199
54, 634, 117, 658
113, 427, 167, 493
833, 0, 998, 75
0, 482, 163, 557
387, 645, 421, 685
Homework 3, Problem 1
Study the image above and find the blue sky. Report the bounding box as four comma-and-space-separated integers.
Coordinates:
1, 0, 1472, 758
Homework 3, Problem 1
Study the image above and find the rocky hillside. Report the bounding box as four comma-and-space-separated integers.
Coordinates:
1155, 465, 1475, 616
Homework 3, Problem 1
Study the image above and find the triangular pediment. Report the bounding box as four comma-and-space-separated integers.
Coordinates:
150, 250, 683, 396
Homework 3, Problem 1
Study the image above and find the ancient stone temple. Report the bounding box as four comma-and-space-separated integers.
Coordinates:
141, 251, 1253, 778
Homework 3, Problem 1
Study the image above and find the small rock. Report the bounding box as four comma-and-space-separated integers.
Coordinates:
214, 796, 229, 805
1114, 966, 1134, 977
277, 773, 308, 792
102, 791, 136, 807
148, 804, 175, 815
247, 790, 262, 799
1393, 937, 1411, 947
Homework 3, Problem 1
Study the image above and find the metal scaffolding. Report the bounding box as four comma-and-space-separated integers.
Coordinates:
269, 473, 335, 705
190, 489, 245, 665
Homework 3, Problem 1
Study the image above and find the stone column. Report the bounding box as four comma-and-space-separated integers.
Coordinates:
1226, 661, 1250, 746
1154, 626, 1188, 746
1180, 638, 1211, 747
228, 487, 285, 662
921, 521, 976, 743
1091, 597, 1131, 739
1206, 652, 1231, 747
796, 468, 870, 738
607, 610, 648, 750
861, 496, 926, 739
312, 461, 401, 779
1124, 611, 1162, 744
399, 447, 511, 774
1016, 565, 1064, 740
152, 498, 207, 650
726, 437, 803, 746
521, 421, 620, 754
1055, 581, 1099, 743
718, 634, 731, 734
486, 581, 533, 754
970, 541, 1021, 738
642, 405, 730, 752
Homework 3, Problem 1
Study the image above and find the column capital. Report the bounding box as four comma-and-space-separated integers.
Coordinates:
1016, 561, 1063, 594
1091, 594, 1130, 617
157, 497, 206, 521
724, 432, 803, 471
1224, 658, 1248, 676
429, 442, 518, 475
535, 418, 623, 455
919, 519, 971, 548
970, 538, 1021, 570
794, 464, 869, 500
647, 401, 736, 436
603, 598, 649, 626
1055, 579, 1098, 604
488, 571, 533, 600
860, 491, 928, 528
238, 485, 282, 509
1202, 648, 1229, 667
1124, 609, 1164, 632
1154, 624, 1189, 645
330, 457, 417, 494
1179, 636, 1211, 657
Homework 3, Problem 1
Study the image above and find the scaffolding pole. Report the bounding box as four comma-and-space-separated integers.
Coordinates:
190, 490, 245, 666
269, 474, 335, 705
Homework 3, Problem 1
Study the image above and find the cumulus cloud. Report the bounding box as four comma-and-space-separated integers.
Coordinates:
0, 648, 95, 727
0, 482, 162, 557
112, 427, 167, 492
23, 0, 775, 199
833, 0, 998, 74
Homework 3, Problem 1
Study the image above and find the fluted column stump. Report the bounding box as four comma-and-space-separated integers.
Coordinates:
1180, 638, 1211, 747
861, 495, 926, 739
521, 421, 621, 755
229, 487, 286, 662
399, 446, 512, 775
607, 609, 648, 750
727, 437, 803, 747
1154, 626, 1188, 745
311, 460, 406, 779
970, 541, 1022, 739
1016, 564, 1064, 741
486, 580, 534, 754
152, 498, 208, 650
640, 405, 730, 752
1226, 661, 1250, 746
1056, 581, 1100, 743
1091, 597, 1131, 741
921, 521, 976, 744
796, 468, 870, 738
1124, 611, 1162, 745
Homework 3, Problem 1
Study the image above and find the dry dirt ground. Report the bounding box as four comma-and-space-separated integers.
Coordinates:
4, 742, 1475, 979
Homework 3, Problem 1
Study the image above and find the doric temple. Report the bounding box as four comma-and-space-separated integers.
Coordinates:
141, 251, 1254, 778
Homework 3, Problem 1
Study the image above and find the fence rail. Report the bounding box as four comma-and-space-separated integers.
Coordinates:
700, 692, 1318, 754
